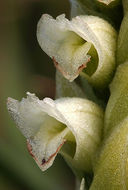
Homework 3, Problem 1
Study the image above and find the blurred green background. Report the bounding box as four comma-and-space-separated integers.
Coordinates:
0, 0, 75, 189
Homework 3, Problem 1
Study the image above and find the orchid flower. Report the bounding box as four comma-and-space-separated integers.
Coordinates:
37, 14, 117, 88
7, 92, 103, 175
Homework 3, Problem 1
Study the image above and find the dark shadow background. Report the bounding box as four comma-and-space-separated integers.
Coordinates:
0, 0, 75, 189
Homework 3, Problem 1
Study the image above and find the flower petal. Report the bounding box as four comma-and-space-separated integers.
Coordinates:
55, 98, 104, 172
7, 92, 45, 138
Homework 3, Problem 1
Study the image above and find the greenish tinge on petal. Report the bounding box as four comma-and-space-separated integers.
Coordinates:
7, 93, 104, 175
90, 117, 128, 190
37, 14, 117, 88
83, 45, 98, 77
104, 62, 128, 137
55, 71, 86, 99
117, 12, 128, 66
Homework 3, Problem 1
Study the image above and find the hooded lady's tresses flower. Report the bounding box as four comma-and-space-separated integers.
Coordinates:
7, 92, 103, 174
37, 14, 117, 88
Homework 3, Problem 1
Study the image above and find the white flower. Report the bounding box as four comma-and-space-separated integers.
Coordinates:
37, 14, 117, 87
7, 92, 103, 173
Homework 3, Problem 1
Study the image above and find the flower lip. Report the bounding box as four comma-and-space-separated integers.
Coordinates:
53, 56, 91, 82
27, 139, 66, 170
